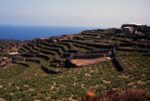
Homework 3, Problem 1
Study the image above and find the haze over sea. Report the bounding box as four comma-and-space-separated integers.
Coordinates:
0, 26, 97, 41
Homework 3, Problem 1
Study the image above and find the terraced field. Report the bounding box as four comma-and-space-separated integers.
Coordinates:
0, 28, 150, 101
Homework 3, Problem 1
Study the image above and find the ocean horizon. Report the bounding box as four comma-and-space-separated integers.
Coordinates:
0, 26, 99, 41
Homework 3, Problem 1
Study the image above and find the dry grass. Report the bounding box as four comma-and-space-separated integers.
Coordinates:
79, 89, 150, 101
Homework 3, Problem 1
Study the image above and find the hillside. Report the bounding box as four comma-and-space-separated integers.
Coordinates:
0, 24, 150, 101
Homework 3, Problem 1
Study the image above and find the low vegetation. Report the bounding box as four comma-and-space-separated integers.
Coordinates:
0, 25, 150, 100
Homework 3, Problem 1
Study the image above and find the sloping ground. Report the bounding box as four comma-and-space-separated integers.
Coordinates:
80, 89, 150, 101
0, 28, 150, 100
0, 55, 149, 100
70, 57, 112, 66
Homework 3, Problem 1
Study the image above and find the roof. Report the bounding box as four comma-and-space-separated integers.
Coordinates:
9, 52, 19, 55
70, 57, 112, 66
129, 23, 146, 26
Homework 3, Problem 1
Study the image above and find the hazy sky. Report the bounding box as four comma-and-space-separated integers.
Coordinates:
0, 0, 149, 27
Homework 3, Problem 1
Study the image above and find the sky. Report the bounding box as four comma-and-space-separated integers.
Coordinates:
0, 0, 150, 27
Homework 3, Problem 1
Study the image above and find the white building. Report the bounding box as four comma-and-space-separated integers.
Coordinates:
121, 24, 147, 34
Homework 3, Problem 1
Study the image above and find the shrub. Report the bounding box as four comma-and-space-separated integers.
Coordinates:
79, 89, 150, 101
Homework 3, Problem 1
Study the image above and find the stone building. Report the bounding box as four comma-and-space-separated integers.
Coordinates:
66, 50, 112, 67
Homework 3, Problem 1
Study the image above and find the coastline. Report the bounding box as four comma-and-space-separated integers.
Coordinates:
0, 26, 98, 41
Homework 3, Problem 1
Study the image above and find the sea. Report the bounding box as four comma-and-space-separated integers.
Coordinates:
0, 26, 97, 41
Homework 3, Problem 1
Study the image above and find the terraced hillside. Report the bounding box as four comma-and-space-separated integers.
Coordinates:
0, 27, 150, 101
